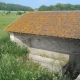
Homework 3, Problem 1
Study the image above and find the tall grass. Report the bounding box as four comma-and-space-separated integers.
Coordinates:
0, 54, 52, 80
0, 35, 28, 57
0, 36, 54, 80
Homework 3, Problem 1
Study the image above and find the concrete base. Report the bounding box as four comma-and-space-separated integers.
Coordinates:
29, 47, 69, 73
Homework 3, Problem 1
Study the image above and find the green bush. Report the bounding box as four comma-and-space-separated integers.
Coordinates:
16, 11, 23, 15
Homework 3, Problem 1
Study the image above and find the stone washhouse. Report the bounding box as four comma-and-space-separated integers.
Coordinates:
5, 11, 80, 73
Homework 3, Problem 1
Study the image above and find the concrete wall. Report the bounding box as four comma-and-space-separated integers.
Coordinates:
11, 32, 80, 54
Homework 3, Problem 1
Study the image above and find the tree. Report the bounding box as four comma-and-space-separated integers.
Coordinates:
38, 3, 80, 11
48, 5, 54, 11
38, 5, 48, 11
0, 2, 34, 11
75, 5, 80, 10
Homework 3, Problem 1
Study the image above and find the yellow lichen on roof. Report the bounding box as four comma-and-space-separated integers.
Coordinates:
6, 11, 80, 39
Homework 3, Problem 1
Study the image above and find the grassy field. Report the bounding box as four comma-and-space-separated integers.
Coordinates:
0, 11, 21, 39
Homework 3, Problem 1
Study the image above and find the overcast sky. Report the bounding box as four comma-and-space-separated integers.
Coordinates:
0, 0, 80, 8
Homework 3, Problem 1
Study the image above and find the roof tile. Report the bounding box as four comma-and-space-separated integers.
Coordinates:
6, 11, 80, 39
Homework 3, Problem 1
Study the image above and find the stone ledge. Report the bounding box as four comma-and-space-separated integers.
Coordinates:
29, 54, 66, 72
29, 47, 69, 62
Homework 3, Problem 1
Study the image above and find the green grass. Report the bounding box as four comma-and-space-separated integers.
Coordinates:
0, 36, 53, 80
0, 35, 28, 57
0, 54, 53, 80
0, 11, 21, 39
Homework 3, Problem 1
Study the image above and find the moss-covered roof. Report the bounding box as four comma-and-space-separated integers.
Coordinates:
6, 11, 80, 39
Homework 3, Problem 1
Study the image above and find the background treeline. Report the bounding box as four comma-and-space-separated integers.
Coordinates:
0, 2, 34, 11
0, 2, 80, 11
38, 3, 80, 11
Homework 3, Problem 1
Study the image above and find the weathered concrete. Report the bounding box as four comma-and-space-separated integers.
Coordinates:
29, 47, 69, 73
12, 32, 80, 54
29, 54, 62, 72
30, 47, 69, 67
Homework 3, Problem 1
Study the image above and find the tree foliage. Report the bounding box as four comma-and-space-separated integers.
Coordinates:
38, 3, 80, 11
0, 2, 34, 11
0, 2, 80, 11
